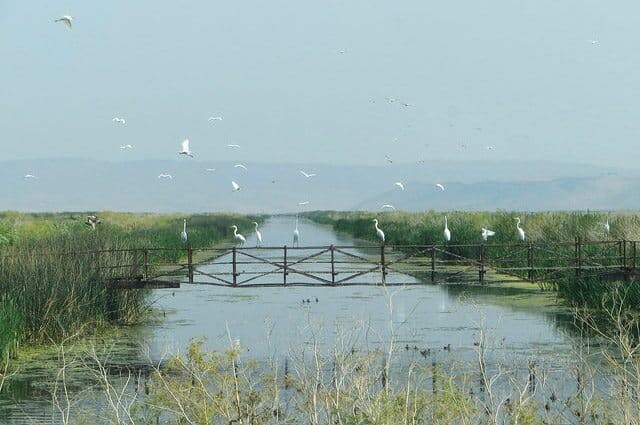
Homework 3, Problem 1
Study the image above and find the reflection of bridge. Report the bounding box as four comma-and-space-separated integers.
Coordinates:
98, 239, 640, 288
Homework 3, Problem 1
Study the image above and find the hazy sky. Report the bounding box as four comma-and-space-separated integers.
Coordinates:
2, 1, 640, 167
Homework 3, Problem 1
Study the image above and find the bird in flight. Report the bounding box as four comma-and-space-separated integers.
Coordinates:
119, 144, 133, 150
208, 116, 223, 122
299, 170, 316, 178
298, 201, 310, 206
395, 182, 405, 191
227, 144, 241, 149
234, 164, 248, 171
55, 15, 73, 30
385, 155, 393, 164
481, 228, 496, 241
23, 174, 37, 179
158, 174, 173, 180
205, 168, 216, 172
179, 139, 193, 157
435, 183, 445, 191
381, 204, 396, 210
231, 180, 241, 191
112, 117, 126, 124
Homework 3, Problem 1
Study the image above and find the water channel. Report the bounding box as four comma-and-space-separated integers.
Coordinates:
0, 216, 607, 423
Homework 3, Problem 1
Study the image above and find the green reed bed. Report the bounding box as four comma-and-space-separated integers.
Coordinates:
0, 212, 260, 359
306, 210, 640, 310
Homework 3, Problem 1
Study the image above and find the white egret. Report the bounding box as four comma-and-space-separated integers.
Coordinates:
112, 117, 126, 124
604, 218, 610, 238
23, 174, 37, 179
385, 155, 393, 164
180, 219, 188, 243
300, 170, 316, 178
86, 215, 100, 230
444, 216, 451, 242
481, 228, 496, 241
158, 173, 173, 179
298, 201, 310, 206
234, 164, 248, 171
227, 144, 241, 149
486, 146, 495, 151
515, 217, 525, 241
373, 219, 385, 243
231, 225, 246, 245
119, 144, 133, 150
253, 222, 262, 247
231, 180, 240, 191
178, 139, 193, 157
436, 183, 445, 191
208, 116, 223, 122
395, 182, 405, 191
293, 217, 300, 247
205, 168, 216, 172
55, 15, 73, 29
381, 204, 396, 210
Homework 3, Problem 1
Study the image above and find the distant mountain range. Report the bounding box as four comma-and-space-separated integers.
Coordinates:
0, 158, 637, 212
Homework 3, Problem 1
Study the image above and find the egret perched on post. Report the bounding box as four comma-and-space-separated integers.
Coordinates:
443, 216, 451, 242
293, 217, 300, 247
180, 219, 188, 243
373, 219, 385, 243
253, 222, 262, 247
604, 217, 610, 238
481, 228, 496, 241
231, 225, 246, 245
515, 217, 525, 241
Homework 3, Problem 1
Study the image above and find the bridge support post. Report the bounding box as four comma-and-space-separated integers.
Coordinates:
527, 243, 534, 281
575, 237, 582, 278
380, 245, 386, 284
283, 246, 288, 286
232, 247, 238, 286
187, 244, 194, 284
330, 245, 336, 286
431, 245, 436, 283
143, 249, 149, 280
478, 244, 485, 284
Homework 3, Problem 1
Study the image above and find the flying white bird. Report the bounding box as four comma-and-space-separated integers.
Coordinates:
299, 170, 316, 178
231, 180, 240, 191
23, 174, 37, 179
234, 164, 248, 171
178, 139, 193, 157
227, 144, 241, 149
181, 219, 188, 243
373, 219, 385, 243
208, 116, 223, 122
435, 183, 446, 191
385, 155, 393, 164
604, 218, 610, 238
205, 168, 216, 172
444, 216, 451, 242
253, 222, 262, 247
158, 174, 173, 179
119, 144, 133, 150
481, 228, 496, 241
298, 201, 310, 206
485, 146, 495, 151
112, 117, 126, 124
293, 217, 300, 247
395, 182, 405, 191
381, 204, 396, 210
55, 15, 73, 30
231, 225, 246, 245
588, 39, 599, 45
515, 217, 525, 241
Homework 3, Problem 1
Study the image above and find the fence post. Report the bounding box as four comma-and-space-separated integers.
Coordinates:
633, 241, 637, 271
143, 249, 149, 280
623, 240, 628, 270
478, 244, 485, 284
380, 245, 386, 284
187, 244, 194, 284
527, 243, 534, 281
232, 247, 238, 286
283, 246, 288, 286
330, 245, 336, 286
575, 237, 582, 278
431, 245, 436, 283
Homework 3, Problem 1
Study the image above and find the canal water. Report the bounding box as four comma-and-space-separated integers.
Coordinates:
0, 216, 600, 423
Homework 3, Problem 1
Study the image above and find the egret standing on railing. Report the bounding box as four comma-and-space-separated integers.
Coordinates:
181, 219, 188, 243
443, 216, 451, 242
293, 217, 300, 247
231, 225, 246, 245
253, 222, 262, 247
373, 219, 385, 243
515, 217, 525, 241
